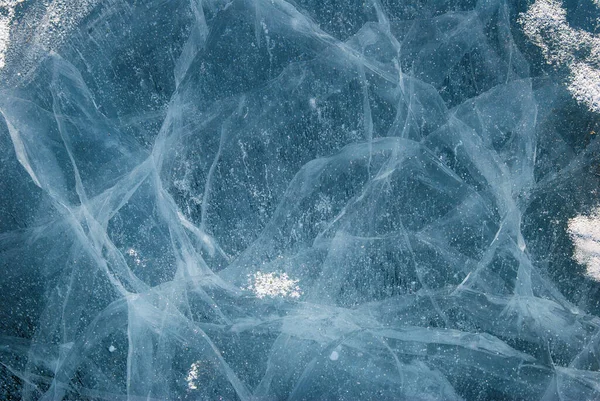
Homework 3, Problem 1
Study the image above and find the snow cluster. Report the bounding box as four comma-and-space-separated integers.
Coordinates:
568, 208, 600, 281
246, 271, 302, 299
520, 0, 600, 112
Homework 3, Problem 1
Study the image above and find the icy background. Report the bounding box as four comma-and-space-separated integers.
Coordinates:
1, 0, 600, 399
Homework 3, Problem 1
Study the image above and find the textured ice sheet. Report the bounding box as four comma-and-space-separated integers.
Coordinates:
1, 0, 600, 400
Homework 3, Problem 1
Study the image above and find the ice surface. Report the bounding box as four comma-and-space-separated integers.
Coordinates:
1, 0, 600, 399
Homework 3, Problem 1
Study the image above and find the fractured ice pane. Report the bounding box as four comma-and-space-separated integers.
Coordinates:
1, 0, 600, 400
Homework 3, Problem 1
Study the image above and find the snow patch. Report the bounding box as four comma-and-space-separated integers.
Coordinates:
520, 0, 600, 113
246, 271, 302, 299
568, 208, 600, 281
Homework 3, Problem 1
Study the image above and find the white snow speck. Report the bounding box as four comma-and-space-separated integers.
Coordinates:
0, 0, 25, 69
245, 271, 302, 299
568, 208, 600, 281
186, 361, 201, 390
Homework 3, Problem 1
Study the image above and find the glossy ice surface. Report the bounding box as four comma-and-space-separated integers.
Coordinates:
1, 0, 600, 399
